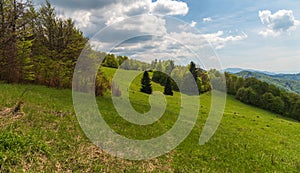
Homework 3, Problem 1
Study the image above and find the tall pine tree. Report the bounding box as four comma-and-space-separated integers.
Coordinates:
140, 71, 152, 94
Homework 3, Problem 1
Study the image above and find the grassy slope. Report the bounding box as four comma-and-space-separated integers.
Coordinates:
0, 67, 299, 172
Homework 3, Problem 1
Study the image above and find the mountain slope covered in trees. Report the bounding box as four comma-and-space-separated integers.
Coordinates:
236, 71, 300, 94
225, 72, 300, 121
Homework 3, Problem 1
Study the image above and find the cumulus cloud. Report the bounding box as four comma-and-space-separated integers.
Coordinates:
173, 31, 248, 50
150, 0, 189, 16
258, 9, 299, 37
44, 0, 189, 36
38, 0, 246, 66
203, 17, 212, 23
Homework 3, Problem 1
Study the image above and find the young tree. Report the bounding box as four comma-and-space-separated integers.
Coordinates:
140, 71, 152, 94
164, 77, 173, 96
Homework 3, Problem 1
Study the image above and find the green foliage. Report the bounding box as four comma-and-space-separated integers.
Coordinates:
237, 70, 300, 94
0, 0, 34, 83
102, 54, 119, 68
116, 55, 128, 66
209, 69, 226, 92
227, 73, 300, 121
152, 61, 211, 94
140, 71, 152, 94
236, 87, 256, 105
0, 0, 110, 96
152, 71, 167, 86
17, 37, 35, 82
119, 58, 151, 71
260, 92, 284, 114
164, 77, 173, 96
291, 100, 300, 120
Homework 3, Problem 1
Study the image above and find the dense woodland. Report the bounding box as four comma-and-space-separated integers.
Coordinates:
0, 0, 299, 121
225, 73, 300, 121
0, 0, 111, 95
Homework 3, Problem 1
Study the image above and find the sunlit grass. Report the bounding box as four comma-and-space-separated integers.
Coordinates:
0, 67, 299, 172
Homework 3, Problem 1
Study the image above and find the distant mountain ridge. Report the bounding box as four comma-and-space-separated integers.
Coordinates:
230, 70, 300, 94
224, 68, 278, 76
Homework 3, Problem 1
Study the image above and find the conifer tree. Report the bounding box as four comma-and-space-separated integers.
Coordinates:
189, 61, 198, 81
140, 71, 152, 94
164, 77, 173, 96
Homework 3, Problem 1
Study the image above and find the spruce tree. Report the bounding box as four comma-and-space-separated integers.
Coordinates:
140, 71, 152, 94
164, 77, 173, 96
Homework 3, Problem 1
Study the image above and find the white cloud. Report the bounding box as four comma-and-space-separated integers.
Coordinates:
258, 9, 299, 37
203, 17, 212, 23
72, 11, 92, 28
150, 0, 189, 16
52, 0, 188, 36
190, 20, 197, 27
201, 31, 248, 49
48, 0, 246, 66
178, 20, 197, 31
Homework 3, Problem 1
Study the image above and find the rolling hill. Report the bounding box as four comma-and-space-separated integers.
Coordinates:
235, 70, 300, 94
0, 67, 299, 172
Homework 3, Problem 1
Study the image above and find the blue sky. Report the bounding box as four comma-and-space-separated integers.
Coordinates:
178, 0, 300, 73
35, 0, 300, 73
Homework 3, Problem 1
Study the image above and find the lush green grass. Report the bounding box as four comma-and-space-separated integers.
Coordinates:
0, 68, 299, 172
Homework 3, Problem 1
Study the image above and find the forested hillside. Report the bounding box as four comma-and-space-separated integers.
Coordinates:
236, 71, 300, 94
225, 73, 300, 121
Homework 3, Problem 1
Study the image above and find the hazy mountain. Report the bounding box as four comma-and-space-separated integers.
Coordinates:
224, 68, 277, 76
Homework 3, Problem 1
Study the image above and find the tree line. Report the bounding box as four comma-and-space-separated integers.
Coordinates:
225, 73, 300, 121
151, 61, 211, 94
140, 61, 212, 96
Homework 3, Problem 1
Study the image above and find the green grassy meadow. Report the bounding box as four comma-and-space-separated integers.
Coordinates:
0, 67, 299, 172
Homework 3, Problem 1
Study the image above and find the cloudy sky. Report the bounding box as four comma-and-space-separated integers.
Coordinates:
34, 0, 300, 73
